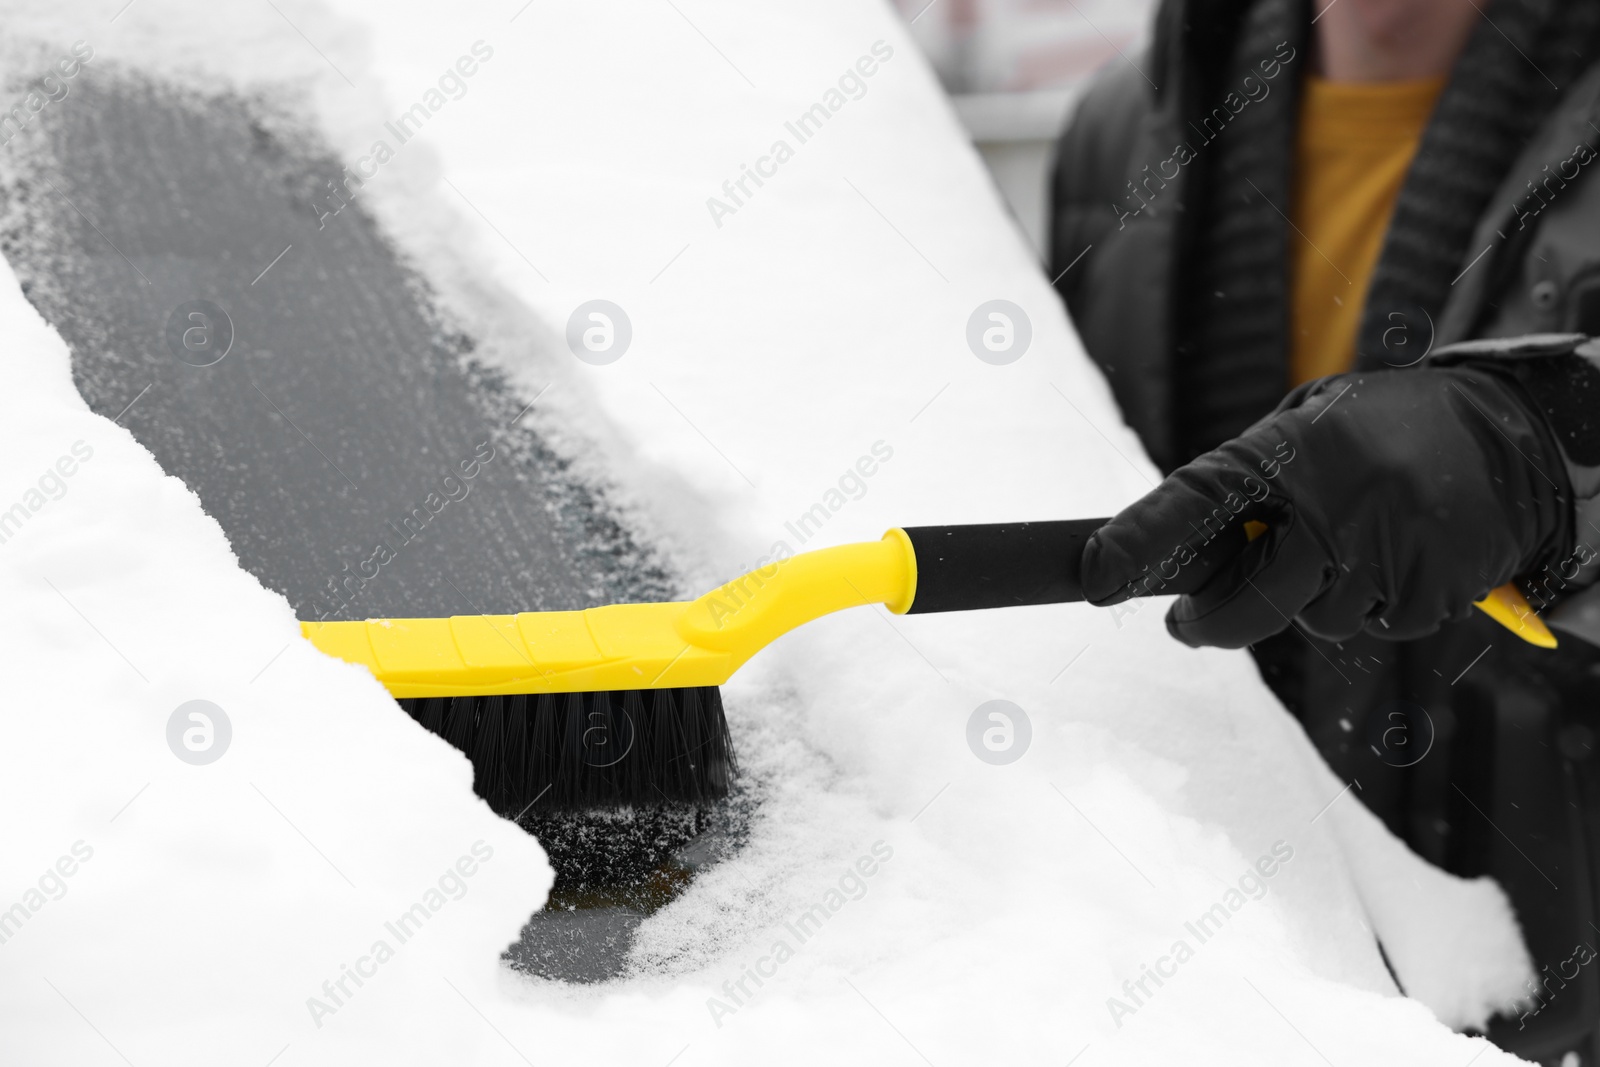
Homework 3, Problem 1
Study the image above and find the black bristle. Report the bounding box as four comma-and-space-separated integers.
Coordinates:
414, 697, 448, 735
702, 688, 733, 795
501, 695, 530, 814
646, 687, 678, 796
616, 690, 647, 801
397, 686, 737, 815
442, 696, 478, 755
529, 694, 559, 802
470, 695, 508, 808
557, 691, 587, 807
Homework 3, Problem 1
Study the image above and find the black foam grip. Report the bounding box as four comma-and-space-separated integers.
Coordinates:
901, 519, 1248, 614
902, 520, 1098, 614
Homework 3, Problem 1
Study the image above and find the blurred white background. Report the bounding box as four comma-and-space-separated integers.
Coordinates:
893, 0, 1154, 257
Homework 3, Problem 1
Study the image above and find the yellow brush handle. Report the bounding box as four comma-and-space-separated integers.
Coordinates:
1474, 583, 1556, 648
298, 532, 921, 698
299, 525, 1556, 701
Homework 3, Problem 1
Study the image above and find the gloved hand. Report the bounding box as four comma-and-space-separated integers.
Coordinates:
1080, 366, 1572, 648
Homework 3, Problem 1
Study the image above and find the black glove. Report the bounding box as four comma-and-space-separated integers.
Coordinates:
1080, 366, 1572, 648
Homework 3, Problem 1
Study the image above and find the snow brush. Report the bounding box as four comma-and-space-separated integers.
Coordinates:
300, 519, 1551, 814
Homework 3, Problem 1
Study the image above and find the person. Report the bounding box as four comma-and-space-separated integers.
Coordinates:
1050, 0, 1600, 1056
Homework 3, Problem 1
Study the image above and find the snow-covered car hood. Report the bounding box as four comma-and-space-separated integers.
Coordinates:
0, 0, 1533, 1063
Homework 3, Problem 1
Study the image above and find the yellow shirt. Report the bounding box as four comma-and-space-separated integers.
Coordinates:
1289, 75, 1445, 385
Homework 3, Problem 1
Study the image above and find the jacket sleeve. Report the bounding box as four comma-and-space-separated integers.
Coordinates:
1430, 334, 1600, 627
1048, 59, 1154, 315
1429, 335, 1600, 507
